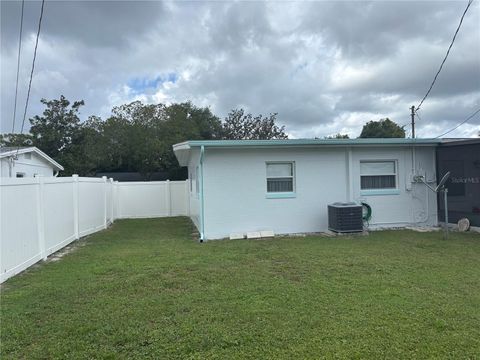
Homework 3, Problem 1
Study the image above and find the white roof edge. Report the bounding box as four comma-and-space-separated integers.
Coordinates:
0, 147, 64, 171
172, 138, 443, 149
172, 141, 191, 151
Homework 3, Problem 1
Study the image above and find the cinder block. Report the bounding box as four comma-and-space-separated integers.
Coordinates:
246, 231, 261, 239
229, 233, 245, 240
260, 230, 275, 238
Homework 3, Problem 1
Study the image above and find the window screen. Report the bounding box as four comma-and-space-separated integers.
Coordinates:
360, 161, 396, 190
266, 162, 294, 192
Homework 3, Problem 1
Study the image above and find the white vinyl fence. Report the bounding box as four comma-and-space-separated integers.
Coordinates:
0, 176, 189, 283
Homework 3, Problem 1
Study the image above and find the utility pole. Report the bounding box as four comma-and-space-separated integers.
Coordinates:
410, 106, 416, 138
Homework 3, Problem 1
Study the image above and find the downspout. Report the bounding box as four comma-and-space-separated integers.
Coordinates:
54, 170, 59, 177
199, 145, 205, 242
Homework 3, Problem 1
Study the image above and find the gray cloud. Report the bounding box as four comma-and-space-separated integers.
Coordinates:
1, 1, 164, 49
1, 0, 479, 138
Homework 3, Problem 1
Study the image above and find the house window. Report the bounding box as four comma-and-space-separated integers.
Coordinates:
266, 162, 295, 193
360, 161, 397, 190
16, 172, 25, 178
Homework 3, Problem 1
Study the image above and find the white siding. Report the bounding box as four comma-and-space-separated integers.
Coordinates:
199, 146, 437, 239
0, 153, 56, 177
0, 160, 9, 177
352, 147, 437, 227
187, 148, 201, 231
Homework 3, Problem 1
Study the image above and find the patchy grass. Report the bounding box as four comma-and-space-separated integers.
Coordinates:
1, 217, 479, 359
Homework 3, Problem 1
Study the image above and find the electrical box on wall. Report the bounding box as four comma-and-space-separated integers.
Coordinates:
406, 172, 413, 190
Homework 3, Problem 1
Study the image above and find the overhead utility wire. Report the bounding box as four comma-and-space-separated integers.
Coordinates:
416, 0, 474, 112
434, 108, 480, 138
11, 0, 25, 134
18, 0, 45, 139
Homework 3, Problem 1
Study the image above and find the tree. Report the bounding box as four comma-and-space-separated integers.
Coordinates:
161, 102, 222, 178
0, 133, 34, 147
29, 96, 84, 158
359, 118, 405, 138
21, 96, 88, 175
16, 98, 290, 179
222, 109, 288, 140
85, 101, 222, 179
324, 133, 350, 139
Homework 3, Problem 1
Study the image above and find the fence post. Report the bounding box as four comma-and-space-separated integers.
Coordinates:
114, 181, 119, 220
102, 176, 107, 229
72, 174, 79, 240
165, 179, 171, 217
109, 178, 114, 224
35, 175, 47, 260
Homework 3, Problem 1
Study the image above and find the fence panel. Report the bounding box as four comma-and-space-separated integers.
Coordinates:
0, 179, 42, 281
78, 178, 106, 237
170, 181, 189, 216
1, 178, 188, 283
43, 178, 76, 256
116, 181, 169, 218
106, 179, 114, 224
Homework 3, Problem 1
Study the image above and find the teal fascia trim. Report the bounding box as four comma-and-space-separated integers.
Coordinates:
199, 145, 205, 241
360, 189, 401, 196
266, 192, 296, 199
176, 138, 442, 149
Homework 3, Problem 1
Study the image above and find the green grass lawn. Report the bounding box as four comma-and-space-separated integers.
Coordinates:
1, 217, 479, 359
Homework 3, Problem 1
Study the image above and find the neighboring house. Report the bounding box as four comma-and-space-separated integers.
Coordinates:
0, 147, 64, 178
437, 138, 480, 227
173, 138, 441, 240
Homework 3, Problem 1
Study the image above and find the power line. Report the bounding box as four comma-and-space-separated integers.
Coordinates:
11, 0, 25, 134
18, 0, 45, 138
434, 108, 480, 138
415, 111, 422, 122
416, 0, 474, 112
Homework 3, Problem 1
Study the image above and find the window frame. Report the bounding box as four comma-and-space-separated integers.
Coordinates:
360, 160, 399, 195
265, 161, 296, 198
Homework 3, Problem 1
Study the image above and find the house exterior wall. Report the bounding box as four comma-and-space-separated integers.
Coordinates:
186, 148, 201, 231
0, 153, 56, 177
200, 146, 437, 239
0, 160, 9, 177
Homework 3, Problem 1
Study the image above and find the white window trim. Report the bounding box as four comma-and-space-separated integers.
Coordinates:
265, 161, 296, 196
360, 160, 399, 193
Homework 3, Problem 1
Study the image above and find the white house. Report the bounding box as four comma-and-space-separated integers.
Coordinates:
0, 147, 64, 178
173, 139, 442, 241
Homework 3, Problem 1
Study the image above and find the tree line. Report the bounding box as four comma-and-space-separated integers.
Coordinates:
1, 96, 288, 178
1, 96, 406, 178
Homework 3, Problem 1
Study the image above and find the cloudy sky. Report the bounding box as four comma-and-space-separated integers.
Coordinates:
1, 0, 479, 138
